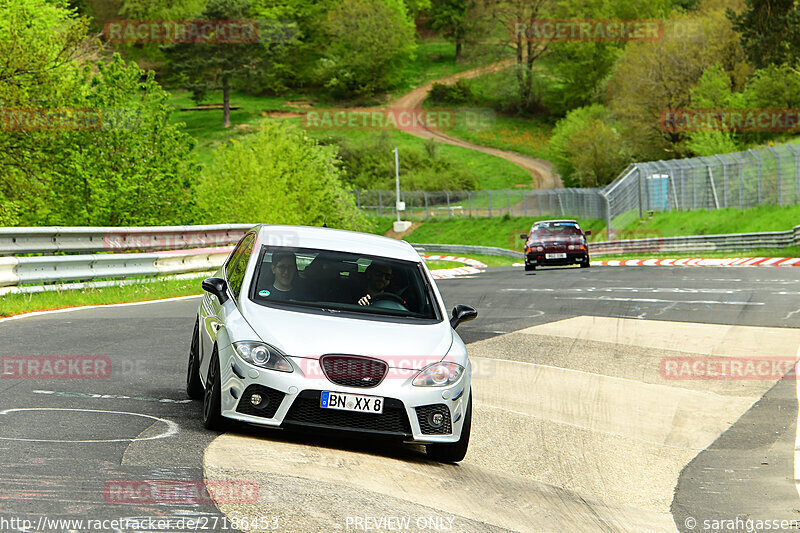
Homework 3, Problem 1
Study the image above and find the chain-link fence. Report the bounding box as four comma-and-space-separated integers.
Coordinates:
602, 142, 800, 232
353, 142, 800, 233
351, 188, 605, 220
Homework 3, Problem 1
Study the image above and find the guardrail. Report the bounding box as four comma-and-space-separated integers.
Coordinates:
590, 225, 800, 255
0, 224, 251, 255
0, 247, 233, 287
0, 224, 796, 292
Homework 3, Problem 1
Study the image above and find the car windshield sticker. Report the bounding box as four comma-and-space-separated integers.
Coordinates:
258, 290, 270, 297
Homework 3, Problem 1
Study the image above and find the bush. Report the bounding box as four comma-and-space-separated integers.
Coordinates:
548, 105, 630, 187
319, 0, 416, 98
322, 133, 478, 191
197, 121, 371, 231
428, 81, 474, 104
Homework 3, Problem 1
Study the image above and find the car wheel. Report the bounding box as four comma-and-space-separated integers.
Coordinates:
425, 391, 471, 463
202, 346, 227, 431
186, 318, 204, 400
580, 259, 590, 268
524, 264, 535, 271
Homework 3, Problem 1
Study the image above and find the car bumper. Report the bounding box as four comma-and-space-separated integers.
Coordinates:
216, 346, 471, 444
525, 251, 589, 266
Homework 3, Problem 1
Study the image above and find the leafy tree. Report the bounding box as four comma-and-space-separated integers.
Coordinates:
197, 120, 371, 231
548, 104, 629, 187
429, 0, 478, 61
480, 0, 553, 113
162, 0, 290, 127
607, 10, 751, 159
727, 0, 800, 68
319, 0, 417, 98
745, 64, 800, 109
44, 55, 199, 226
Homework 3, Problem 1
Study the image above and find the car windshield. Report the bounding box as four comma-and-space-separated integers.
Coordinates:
249, 247, 439, 321
531, 222, 583, 236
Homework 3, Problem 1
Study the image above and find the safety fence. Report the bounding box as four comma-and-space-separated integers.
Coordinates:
352, 142, 800, 233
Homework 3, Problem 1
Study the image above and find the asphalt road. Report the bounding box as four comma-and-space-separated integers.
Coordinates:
0, 265, 798, 532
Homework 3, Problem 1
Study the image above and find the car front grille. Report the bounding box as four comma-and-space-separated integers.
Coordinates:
235, 385, 285, 419
415, 404, 452, 435
282, 390, 412, 437
320, 355, 388, 388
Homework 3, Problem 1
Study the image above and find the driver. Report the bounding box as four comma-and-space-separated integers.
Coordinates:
357, 262, 393, 306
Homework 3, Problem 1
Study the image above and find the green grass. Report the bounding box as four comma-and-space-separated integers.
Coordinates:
424, 259, 462, 269
0, 277, 204, 317
304, 126, 532, 190
395, 40, 504, 92
622, 205, 800, 237
443, 111, 552, 161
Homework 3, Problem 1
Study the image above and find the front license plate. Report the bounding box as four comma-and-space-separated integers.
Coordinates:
320, 391, 384, 414
545, 253, 566, 259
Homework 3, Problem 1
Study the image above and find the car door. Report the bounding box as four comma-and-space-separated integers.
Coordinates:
199, 232, 255, 381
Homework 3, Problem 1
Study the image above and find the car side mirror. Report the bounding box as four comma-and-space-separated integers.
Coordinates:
519, 233, 528, 239
202, 277, 229, 304
584, 230, 592, 236
450, 304, 477, 329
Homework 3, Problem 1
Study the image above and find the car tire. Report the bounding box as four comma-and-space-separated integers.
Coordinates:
524, 264, 535, 271
425, 391, 472, 463
186, 318, 204, 400
580, 259, 590, 268
202, 346, 227, 431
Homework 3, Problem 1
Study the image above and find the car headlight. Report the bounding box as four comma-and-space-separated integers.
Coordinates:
536, 246, 544, 252
413, 362, 464, 387
568, 244, 577, 250
233, 342, 293, 373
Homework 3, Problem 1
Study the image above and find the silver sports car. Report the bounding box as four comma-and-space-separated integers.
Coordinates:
187, 225, 478, 462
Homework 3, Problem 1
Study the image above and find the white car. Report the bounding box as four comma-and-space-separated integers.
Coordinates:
187, 225, 478, 462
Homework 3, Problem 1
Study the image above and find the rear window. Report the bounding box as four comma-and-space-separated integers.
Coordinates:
249, 247, 440, 322
532, 222, 583, 236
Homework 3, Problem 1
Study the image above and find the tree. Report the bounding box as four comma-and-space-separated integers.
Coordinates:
481, 0, 552, 113
607, 10, 751, 159
0, 0, 198, 226
727, 0, 800, 68
162, 0, 288, 127
548, 104, 629, 187
429, 0, 478, 61
197, 121, 371, 231
319, 0, 417, 98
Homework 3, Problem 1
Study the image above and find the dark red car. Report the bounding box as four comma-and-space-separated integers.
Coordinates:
520, 220, 591, 271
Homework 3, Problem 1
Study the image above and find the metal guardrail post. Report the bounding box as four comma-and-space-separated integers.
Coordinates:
377, 190, 383, 217
749, 149, 762, 204
467, 191, 472, 217
787, 145, 800, 203
638, 164, 644, 217
768, 146, 781, 205
485, 189, 492, 217
730, 152, 744, 208
714, 155, 728, 208
423, 191, 429, 219
505, 190, 511, 215
445, 190, 451, 218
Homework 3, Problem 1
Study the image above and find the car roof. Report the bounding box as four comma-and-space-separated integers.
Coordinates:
252, 225, 422, 262
532, 219, 580, 226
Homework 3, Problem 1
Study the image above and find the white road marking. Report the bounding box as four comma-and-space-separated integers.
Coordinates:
786, 308, 800, 320
554, 296, 765, 305
0, 408, 178, 443
32, 389, 192, 404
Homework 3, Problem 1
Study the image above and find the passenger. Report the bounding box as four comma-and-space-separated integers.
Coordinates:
267, 252, 299, 298
357, 262, 393, 306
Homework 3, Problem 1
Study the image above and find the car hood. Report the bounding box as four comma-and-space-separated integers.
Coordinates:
239, 300, 453, 369
528, 234, 584, 245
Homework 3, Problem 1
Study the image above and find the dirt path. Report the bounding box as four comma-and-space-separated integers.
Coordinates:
391, 60, 562, 189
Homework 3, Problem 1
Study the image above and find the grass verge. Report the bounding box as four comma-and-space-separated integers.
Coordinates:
0, 277, 205, 317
